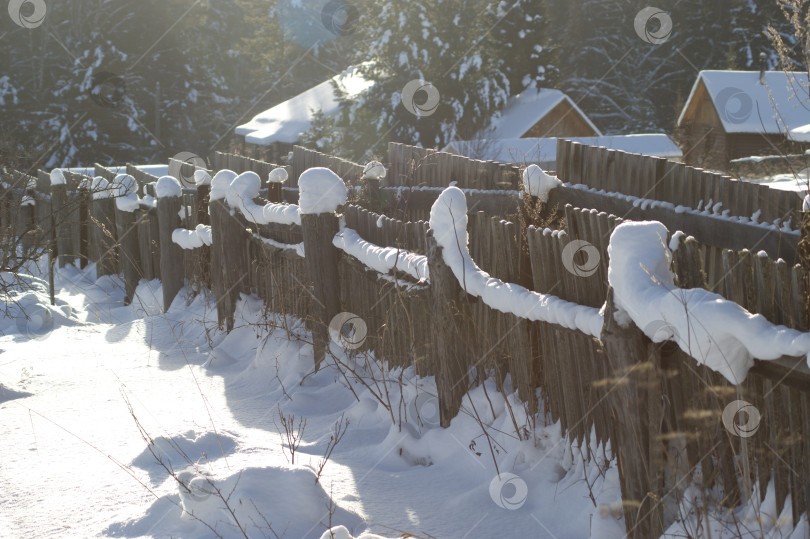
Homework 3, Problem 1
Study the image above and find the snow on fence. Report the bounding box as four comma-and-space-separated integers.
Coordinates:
10, 139, 810, 537
556, 138, 803, 234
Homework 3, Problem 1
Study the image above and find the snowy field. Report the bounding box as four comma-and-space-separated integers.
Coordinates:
0, 261, 626, 539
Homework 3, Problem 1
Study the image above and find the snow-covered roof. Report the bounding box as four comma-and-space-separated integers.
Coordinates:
789, 123, 810, 142
486, 88, 602, 139
678, 70, 810, 135
443, 134, 682, 165
236, 65, 373, 146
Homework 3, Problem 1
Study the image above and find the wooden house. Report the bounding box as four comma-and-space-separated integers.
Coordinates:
676, 70, 810, 171
484, 87, 601, 140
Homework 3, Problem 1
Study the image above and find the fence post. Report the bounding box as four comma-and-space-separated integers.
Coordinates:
194, 171, 212, 287
89, 178, 119, 276
20, 184, 37, 258
114, 176, 142, 305
299, 168, 345, 370
156, 176, 185, 312
300, 211, 341, 370
73, 183, 87, 269
267, 167, 286, 203
600, 287, 664, 538
800, 210, 810, 316
50, 172, 77, 268
208, 197, 228, 328
426, 230, 471, 427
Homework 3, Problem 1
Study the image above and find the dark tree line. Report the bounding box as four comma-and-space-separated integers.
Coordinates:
0, 0, 796, 169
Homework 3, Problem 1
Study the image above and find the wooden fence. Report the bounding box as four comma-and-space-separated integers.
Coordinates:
7, 139, 810, 537
288, 145, 363, 188
556, 138, 804, 230
387, 142, 521, 190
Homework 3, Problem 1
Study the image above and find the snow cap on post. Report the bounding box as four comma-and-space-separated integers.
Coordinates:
91, 176, 112, 200
114, 174, 140, 212
428, 186, 468, 253
522, 164, 561, 202
226, 171, 261, 211
209, 169, 237, 201
268, 167, 288, 184
298, 167, 347, 214
362, 161, 386, 181
114, 174, 137, 196
194, 169, 212, 186
50, 169, 66, 186
155, 175, 183, 198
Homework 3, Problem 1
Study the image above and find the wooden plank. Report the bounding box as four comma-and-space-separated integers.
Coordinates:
301, 212, 342, 369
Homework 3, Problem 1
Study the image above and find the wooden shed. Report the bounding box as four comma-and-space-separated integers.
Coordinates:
676, 70, 810, 171
484, 87, 602, 140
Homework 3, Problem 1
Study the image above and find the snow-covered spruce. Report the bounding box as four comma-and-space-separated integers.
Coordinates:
172, 224, 212, 250
608, 220, 810, 384
428, 186, 604, 337
155, 176, 182, 198
298, 167, 347, 215
362, 160, 386, 181
522, 164, 561, 202
194, 169, 211, 186
333, 228, 428, 282
209, 169, 237, 202
49, 169, 66, 186
268, 167, 288, 184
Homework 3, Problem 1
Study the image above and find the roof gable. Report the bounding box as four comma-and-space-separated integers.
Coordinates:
678, 70, 810, 135
488, 88, 602, 139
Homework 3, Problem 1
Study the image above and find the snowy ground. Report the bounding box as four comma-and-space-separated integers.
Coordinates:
0, 261, 626, 538
0, 261, 801, 538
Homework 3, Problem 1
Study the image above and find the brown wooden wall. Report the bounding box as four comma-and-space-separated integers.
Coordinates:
523, 100, 600, 138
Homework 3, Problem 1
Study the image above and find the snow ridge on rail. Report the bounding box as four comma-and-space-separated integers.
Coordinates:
218, 170, 302, 226
333, 227, 428, 282
428, 186, 605, 338
609, 220, 810, 383
172, 224, 213, 249
254, 234, 305, 257
429, 183, 810, 383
